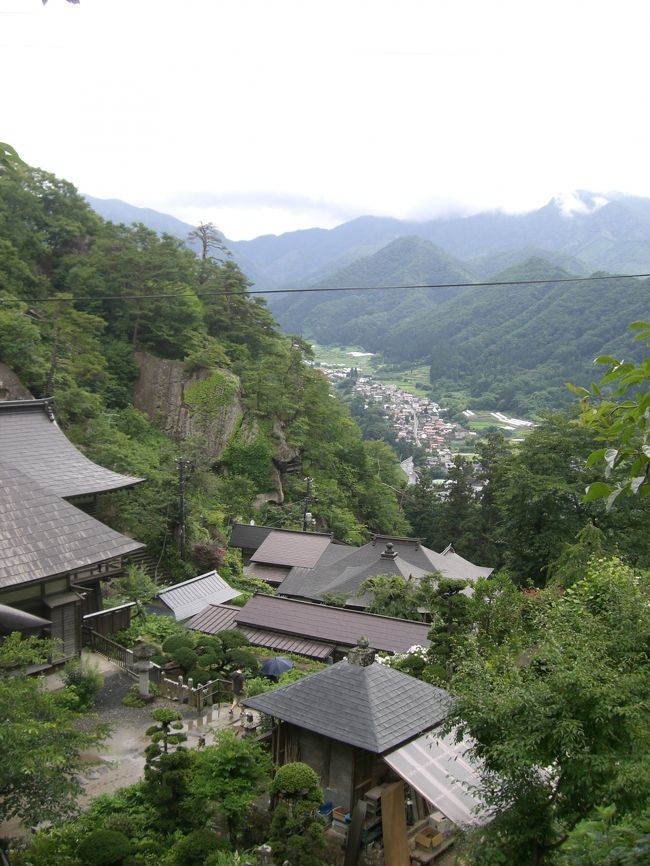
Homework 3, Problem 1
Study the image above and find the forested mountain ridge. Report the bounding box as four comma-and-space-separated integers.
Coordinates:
0, 144, 409, 575
87, 189, 650, 295
270, 236, 475, 343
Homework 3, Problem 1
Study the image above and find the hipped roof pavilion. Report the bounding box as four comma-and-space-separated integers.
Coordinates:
0, 399, 143, 497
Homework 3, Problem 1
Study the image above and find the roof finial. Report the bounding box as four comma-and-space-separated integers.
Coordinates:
348, 636, 375, 667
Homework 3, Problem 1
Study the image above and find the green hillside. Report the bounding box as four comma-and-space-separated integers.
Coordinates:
392, 257, 650, 413
271, 235, 475, 344
0, 143, 409, 568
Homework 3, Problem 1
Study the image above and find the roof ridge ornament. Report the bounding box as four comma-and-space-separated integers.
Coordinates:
348, 636, 375, 666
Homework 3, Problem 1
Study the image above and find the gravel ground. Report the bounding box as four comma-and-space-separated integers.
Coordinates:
79, 653, 236, 802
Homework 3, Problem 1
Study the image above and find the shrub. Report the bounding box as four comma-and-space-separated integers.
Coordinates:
162, 634, 196, 654
122, 684, 145, 708
173, 646, 199, 673
271, 762, 321, 801
188, 668, 212, 686
217, 629, 250, 651
63, 658, 103, 710
245, 676, 275, 698
227, 647, 259, 675
171, 829, 226, 866
77, 829, 132, 866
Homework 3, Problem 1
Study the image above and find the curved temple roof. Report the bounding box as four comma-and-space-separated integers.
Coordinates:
0, 399, 143, 497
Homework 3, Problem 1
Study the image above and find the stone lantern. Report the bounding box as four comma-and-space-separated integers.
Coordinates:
132, 640, 156, 702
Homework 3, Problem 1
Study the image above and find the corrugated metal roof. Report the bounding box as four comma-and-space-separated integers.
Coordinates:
384, 729, 489, 827
251, 530, 333, 568
0, 461, 144, 590
245, 659, 451, 753
157, 571, 240, 621
186, 603, 239, 634
0, 400, 143, 497
236, 594, 430, 654
239, 626, 334, 659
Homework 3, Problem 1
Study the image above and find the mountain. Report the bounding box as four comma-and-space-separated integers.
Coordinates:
386, 257, 650, 412
84, 195, 197, 240
270, 236, 476, 344
85, 190, 650, 294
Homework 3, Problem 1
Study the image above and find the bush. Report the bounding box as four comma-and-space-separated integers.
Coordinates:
173, 646, 199, 673
227, 647, 259, 675
77, 829, 133, 866
63, 658, 103, 710
122, 684, 146, 708
162, 634, 196, 654
245, 676, 275, 698
217, 630, 250, 651
271, 762, 321, 800
171, 829, 226, 866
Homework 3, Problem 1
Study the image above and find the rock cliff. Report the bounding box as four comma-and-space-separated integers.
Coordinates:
132, 352, 243, 460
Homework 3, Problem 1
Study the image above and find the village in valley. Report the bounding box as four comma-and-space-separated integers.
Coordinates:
314, 350, 535, 479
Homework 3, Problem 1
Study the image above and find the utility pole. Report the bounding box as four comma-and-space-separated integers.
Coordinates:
176, 458, 192, 560
302, 477, 314, 532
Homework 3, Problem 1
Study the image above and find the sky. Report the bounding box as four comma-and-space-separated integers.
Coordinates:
3, 0, 650, 240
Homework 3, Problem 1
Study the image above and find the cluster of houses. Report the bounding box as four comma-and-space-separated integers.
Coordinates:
0, 395, 494, 863
319, 363, 473, 471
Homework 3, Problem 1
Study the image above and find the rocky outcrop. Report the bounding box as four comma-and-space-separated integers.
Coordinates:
0, 364, 33, 401
132, 352, 243, 460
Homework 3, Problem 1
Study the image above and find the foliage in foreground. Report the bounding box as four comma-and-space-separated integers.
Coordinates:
448, 557, 650, 865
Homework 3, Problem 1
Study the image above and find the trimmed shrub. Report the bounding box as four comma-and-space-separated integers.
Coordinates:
171, 829, 225, 866
217, 629, 250, 651
77, 829, 132, 866
227, 647, 259, 675
162, 634, 196, 654
172, 646, 199, 673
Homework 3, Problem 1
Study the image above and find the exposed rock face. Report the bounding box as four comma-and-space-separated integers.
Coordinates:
133, 352, 243, 460
0, 364, 33, 401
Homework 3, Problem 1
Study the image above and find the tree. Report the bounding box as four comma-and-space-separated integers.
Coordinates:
187, 222, 230, 283
191, 729, 271, 844
449, 558, 650, 865
269, 763, 327, 866
0, 634, 108, 824
572, 321, 650, 507
359, 574, 421, 619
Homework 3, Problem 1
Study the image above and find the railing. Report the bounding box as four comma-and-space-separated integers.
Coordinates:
83, 627, 135, 675
84, 626, 232, 711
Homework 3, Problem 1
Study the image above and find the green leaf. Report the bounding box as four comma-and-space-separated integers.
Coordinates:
584, 482, 612, 501
566, 383, 590, 397
586, 449, 607, 467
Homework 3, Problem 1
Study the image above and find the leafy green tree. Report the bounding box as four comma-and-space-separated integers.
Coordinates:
449, 558, 650, 866
360, 574, 421, 619
191, 729, 271, 845
572, 321, 650, 507
269, 763, 327, 866
426, 576, 472, 679
0, 634, 109, 824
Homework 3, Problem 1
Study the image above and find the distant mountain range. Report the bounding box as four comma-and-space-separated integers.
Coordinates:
85, 191, 650, 412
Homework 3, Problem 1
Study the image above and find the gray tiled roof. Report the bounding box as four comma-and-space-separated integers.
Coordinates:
244, 659, 451, 753
229, 523, 274, 551
278, 536, 492, 602
157, 571, 240, 620
234, 594, 431, 654
0, 461, 144, 590
251, 529, 335, 568
0, 400, 143, 497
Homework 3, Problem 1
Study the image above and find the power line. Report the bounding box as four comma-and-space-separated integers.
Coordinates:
1, 271, 649, 305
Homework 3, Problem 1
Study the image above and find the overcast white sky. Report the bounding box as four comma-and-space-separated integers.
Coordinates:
2, 0, 650, 239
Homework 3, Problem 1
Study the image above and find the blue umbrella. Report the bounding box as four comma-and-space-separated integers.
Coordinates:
261, 656, 294, 678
